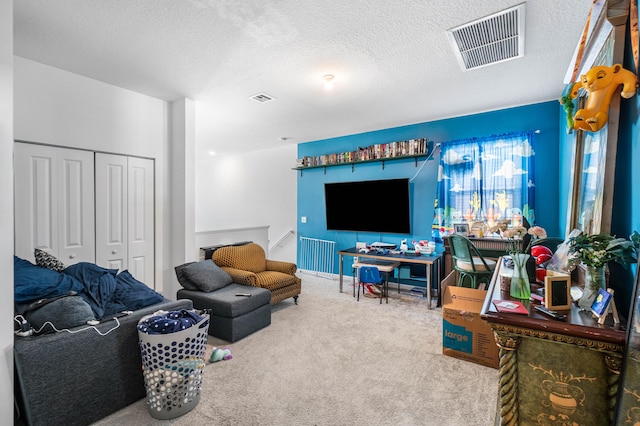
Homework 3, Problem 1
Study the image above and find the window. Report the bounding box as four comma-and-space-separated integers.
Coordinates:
433, 131, 536, 233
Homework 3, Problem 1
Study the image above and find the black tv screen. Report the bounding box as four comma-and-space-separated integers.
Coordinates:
324, 178, 411, 234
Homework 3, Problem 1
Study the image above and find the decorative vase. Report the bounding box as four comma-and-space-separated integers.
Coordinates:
578, 264, 606, 311
509, 253, 531, 300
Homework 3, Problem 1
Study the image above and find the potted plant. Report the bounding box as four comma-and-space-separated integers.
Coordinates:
567, 232, 638, 311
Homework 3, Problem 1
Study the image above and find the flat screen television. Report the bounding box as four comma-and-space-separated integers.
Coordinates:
324, 178, 411, 234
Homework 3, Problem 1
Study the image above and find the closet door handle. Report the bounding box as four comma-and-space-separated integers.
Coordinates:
69, 254, 76, 259
112, 250, 118, 255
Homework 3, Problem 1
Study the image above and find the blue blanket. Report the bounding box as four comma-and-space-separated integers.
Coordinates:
15, 256, 164, 319
137, 309, 204, 334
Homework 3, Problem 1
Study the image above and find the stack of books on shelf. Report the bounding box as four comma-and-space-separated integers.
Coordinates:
297, 138, 430, 168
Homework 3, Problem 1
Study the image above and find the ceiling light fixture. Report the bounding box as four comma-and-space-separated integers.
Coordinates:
250, 93, 275, 103
208, 150, 216, 156
323, 74, 335, 90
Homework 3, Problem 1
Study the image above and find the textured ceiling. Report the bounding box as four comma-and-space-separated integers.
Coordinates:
13, 0, 593, 156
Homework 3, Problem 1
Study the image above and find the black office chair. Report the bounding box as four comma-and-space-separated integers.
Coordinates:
449, 234, 497, 289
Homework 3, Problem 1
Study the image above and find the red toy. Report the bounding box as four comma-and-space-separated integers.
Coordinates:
536, 268, 548, 282
531, 245, 553, 258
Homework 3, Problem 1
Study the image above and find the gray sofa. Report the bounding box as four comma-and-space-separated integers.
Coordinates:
14, 297, 193, 426
174, 259, 272, 342
178, 284, 271, 342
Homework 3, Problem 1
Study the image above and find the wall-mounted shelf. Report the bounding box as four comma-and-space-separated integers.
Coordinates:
293, 138, 433, 175
293, 154, 430, 175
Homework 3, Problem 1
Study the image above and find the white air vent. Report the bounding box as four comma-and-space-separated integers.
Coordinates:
250, 93, 275, 103
446, 3, 525, 71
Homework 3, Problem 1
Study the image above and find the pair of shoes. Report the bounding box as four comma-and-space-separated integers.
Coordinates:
364, 283, 381, 296
363, 289, 378, 298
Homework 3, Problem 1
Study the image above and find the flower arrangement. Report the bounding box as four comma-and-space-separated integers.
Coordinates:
487, 219, 548, 299
487, 219, 548, 256
567, 232, 638, 269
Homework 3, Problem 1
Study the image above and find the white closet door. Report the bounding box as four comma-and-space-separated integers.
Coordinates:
127, 157, 154, 283
95, 153, 128, 271
14, 143, 58, 261
58, 150, 95, 264
14, 143, 95, 264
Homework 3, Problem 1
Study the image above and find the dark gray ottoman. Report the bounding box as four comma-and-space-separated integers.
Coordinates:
178, 283, 271, 342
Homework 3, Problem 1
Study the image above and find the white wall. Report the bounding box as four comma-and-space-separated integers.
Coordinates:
13, 57, 171, 293
166, 98, 196, 299
0, 1, 13, 421
14, 57, 167, 157
195, 145, 298, 263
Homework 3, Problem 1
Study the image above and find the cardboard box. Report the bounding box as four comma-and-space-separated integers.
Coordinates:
442, 276, 499, 369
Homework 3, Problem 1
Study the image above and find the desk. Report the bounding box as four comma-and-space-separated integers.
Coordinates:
337, 247, 442, 309
352, 260, 400, 303
480, 259, 625, 425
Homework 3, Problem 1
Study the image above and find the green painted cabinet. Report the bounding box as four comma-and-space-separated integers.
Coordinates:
616, 348, 640, 424
481, 262, 625, 425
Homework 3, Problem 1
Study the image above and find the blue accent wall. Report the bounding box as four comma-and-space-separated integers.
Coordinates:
297, 101, 562, 273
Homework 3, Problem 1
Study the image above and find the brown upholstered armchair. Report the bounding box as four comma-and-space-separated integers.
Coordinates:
212, 243, 301, 304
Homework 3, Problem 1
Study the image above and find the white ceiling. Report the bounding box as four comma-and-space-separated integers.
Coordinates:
13, 0, 592, 156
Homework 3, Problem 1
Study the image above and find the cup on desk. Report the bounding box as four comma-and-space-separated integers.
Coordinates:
499, 258, 514, 292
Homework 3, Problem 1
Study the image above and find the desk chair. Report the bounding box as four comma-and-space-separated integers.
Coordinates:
357, 266, 387, 304
449, 234, 497, 289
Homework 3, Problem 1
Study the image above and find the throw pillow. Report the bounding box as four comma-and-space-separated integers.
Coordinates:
182, 260, 233, 292
25, 295, 96, 335
34, 248, 66, 272
175, 262, 199, 290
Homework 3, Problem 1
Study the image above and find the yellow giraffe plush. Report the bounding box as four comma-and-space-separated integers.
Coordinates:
566, 64, 638, 132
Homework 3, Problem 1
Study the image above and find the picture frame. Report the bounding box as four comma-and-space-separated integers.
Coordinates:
470, 221, 485, 237
591, 288, 612, 317
453, 223, 470, 235
544, 271, 572, 310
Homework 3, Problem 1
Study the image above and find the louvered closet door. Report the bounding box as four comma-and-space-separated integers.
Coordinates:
95, 153, 128, 271
127, 156, 154, 283
14, 143, 95, 264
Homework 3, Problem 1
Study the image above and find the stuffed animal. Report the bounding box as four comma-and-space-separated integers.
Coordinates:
209, 347, 233, 363
566, 64, 638, 132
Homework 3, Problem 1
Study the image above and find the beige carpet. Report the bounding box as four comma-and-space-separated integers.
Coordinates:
94, 272, 498, 426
